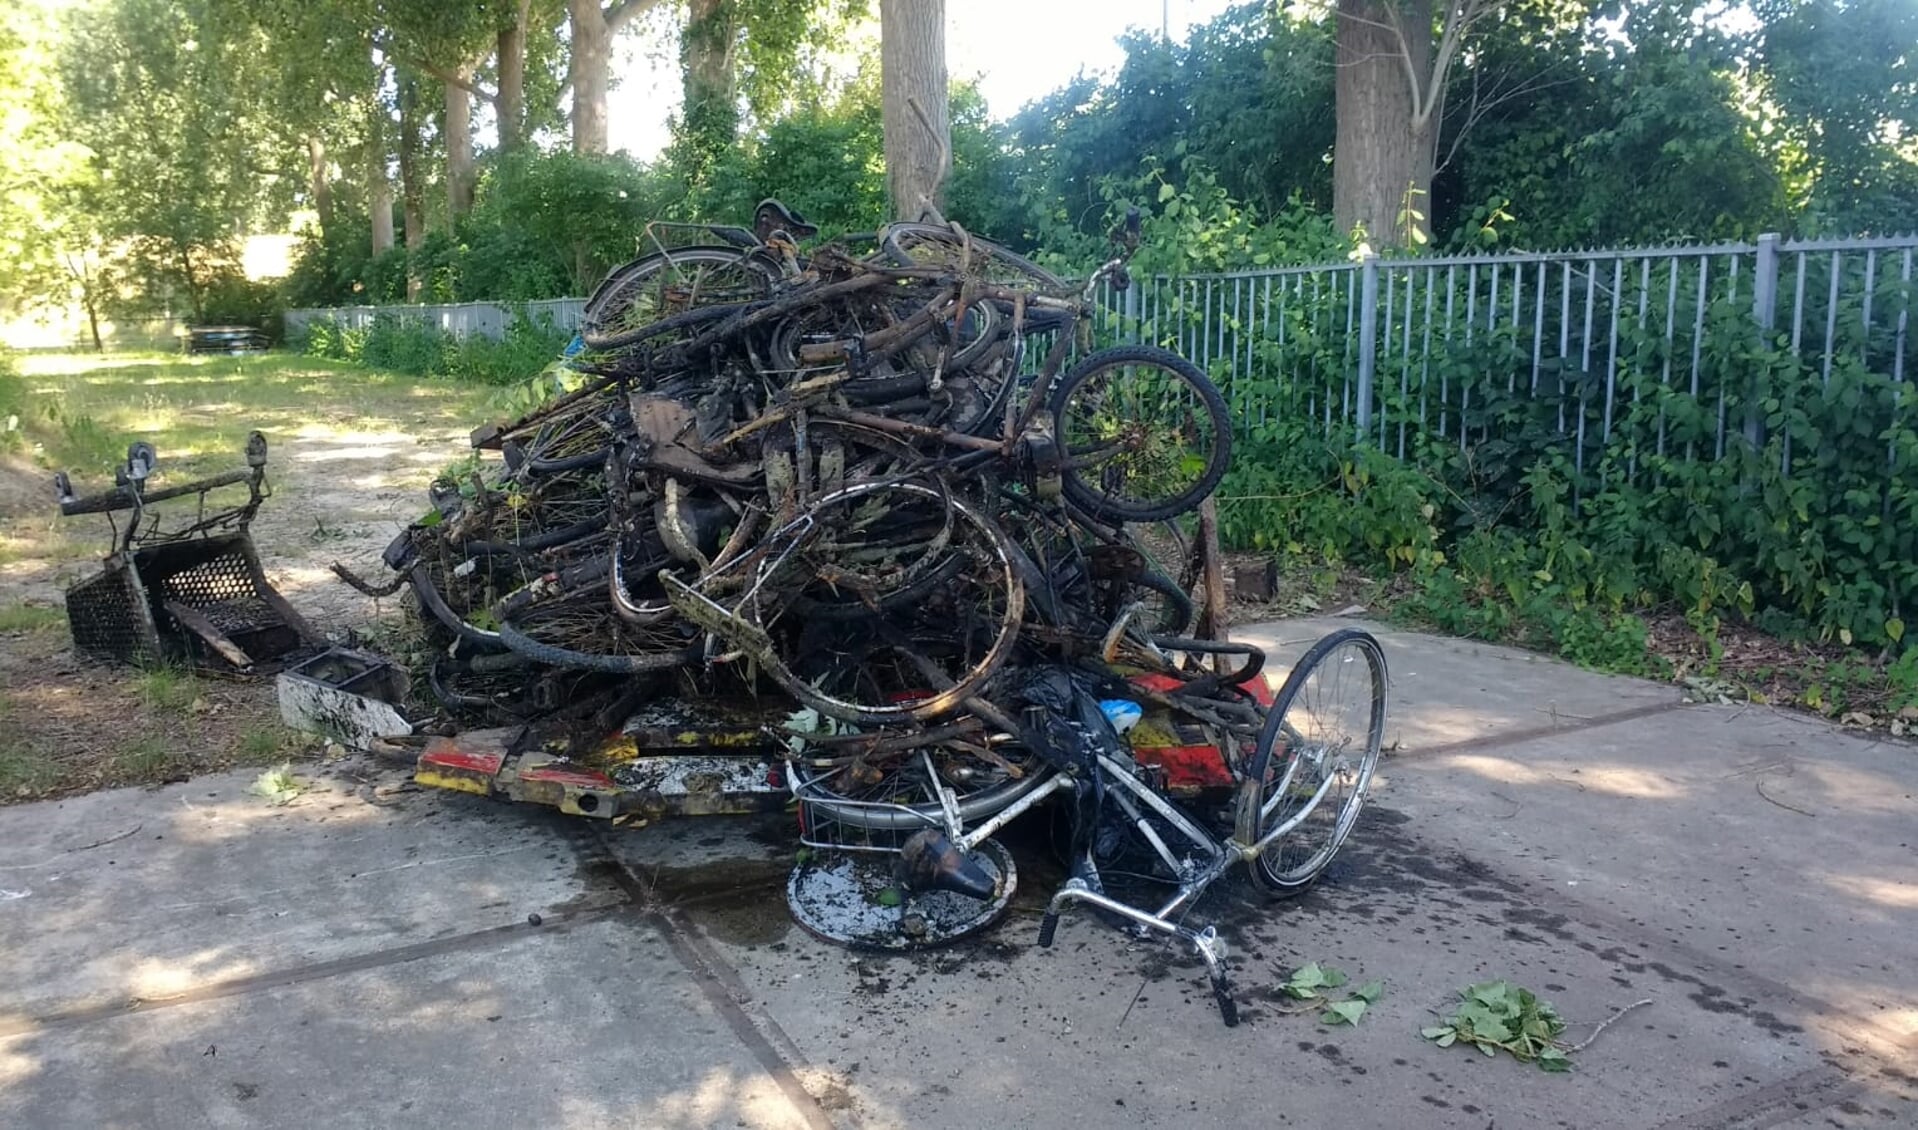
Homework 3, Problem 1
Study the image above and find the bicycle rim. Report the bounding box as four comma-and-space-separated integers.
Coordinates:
1245, 630, 1388, 893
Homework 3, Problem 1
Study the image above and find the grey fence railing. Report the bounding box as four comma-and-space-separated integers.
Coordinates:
284, 297, 586, 340
1089, 232, 1916, 479
287, 232, 1916, 476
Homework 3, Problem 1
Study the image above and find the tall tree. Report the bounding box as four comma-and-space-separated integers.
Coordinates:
366, 72, 396, 257
878, 0, 947, 220
444, 66, 476, 217
61, 0, 298, 319
567, 0, 665, 153
1332, 0, 1492, 247
0, 2, 80, 309
681, 0, 740, 176
497, 0, 534, 152
377, 2, 504, 222
1758, 0, 1918, 228
224, 0, 384, 253
396, 72, 427, 260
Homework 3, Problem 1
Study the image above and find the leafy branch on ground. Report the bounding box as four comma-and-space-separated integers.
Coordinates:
1420, 980, 1649, 1072
250, 763, 309, 806
1278, 961, 1384, 1026
1423, 980, 1570, 1071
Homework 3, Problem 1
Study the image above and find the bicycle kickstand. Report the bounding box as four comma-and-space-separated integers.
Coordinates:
1037, 880, 1240, 1028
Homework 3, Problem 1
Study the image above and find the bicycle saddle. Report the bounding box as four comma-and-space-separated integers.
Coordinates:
753, 198, 819, 243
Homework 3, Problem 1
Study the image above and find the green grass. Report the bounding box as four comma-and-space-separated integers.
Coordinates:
11, 351, 491, 480
0, 349, 494, 579
114, 734, 178, 779
0, 694, 59, 795
0, 602, 65, 633
236, 723, 293, 762
0, 746, 58, 795
135, 665, 201, 714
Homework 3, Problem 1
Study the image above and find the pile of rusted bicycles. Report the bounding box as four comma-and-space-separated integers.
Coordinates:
352, 202, 1388, 1026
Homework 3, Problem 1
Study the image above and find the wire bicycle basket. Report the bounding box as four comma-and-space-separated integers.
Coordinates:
54, 431, 321, 672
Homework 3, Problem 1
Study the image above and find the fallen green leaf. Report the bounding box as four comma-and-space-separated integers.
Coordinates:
250, 763, 307, 807
1323, 999, 1368, 1026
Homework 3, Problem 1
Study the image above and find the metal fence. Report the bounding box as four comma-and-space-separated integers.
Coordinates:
288, 232, 1916, 478
1093, 233, 1918, 480
284, 297, 586, 340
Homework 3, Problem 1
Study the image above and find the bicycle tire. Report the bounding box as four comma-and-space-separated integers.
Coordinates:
583, 245, 763, 322
408, 564, 505, 650
582, 247, 778, 350
881, 223, 1067, 292
791, 752, 1054, 833
1240, 629, 1387, 899
495, 616, 700, 674
1048, 345, 1232, 523
739, 481, 1027, 726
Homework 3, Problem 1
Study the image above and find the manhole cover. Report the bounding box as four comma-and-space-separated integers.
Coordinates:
786, 838, 1017, 951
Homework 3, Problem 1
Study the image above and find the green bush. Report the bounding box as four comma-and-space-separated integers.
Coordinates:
295, 310, 568, 387
0, 351, 25, 455
199, 275, 287, 341
1210, 242, 1917, 662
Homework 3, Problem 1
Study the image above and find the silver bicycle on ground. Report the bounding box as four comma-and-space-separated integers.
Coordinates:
786, 627, 1389, 1026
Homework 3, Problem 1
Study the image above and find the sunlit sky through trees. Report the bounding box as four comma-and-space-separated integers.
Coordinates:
607, 0, 1239, 158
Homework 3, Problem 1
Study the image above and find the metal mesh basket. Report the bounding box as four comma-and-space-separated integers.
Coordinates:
64, 534, 307, 669
788, 759, 947, 857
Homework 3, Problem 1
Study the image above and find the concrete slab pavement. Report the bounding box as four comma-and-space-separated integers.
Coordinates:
1234, 617, 1686, 754
2, 618, 1914, 1128
2, 917, 817, 1130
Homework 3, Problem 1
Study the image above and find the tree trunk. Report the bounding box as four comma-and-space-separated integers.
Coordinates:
568, 0, 612, 154
84, 293, 103, 353
681, 0, 738, 177
178, 246, 205, 322
305, 135, 334, 239
445, 68, 476, 219
69, 254, 104, 353
368, 130, 395, 258
1332, 0, 1434, 249
497, 0, 530, 153
879, 0, 948, 221
397, 78, 426, 300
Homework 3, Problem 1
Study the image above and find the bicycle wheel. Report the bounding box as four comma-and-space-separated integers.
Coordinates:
1049, 345, 1232, 523
882, 223, 1066, 292
725, 480, 1026, 726
495, 562, 700, 673
789, 737, 1051, 833
582, 247, 778, 350
769, 290, 1002, 382
1240, 629, 1388, 899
